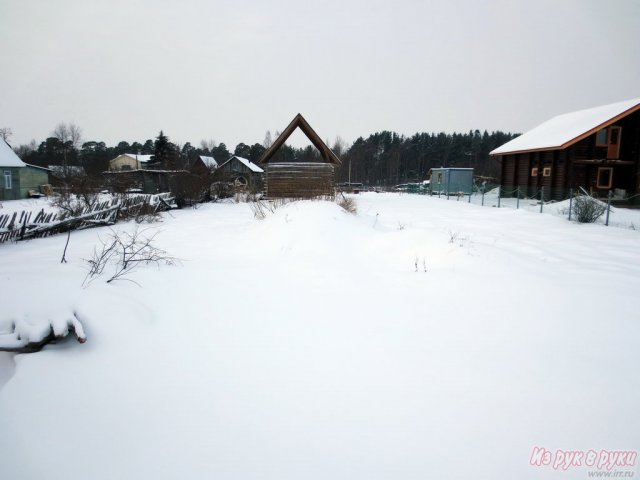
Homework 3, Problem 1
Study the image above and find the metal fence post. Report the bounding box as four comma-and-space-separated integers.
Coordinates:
468, 189, 471, 203
540, 187, 544, 213
497, 186, 501, 208
605, 190, 612, 226
516, 186, 520, 210
481, 187, 485, 206
568, 188, 573, 221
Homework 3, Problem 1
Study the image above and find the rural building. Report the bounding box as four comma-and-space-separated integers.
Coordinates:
217, 155, 264, 191
1, 139, 50, 200
491, 98, 640, 201
109, 153, 154, 171
191, 155, 218, 174
429, 168, 473, 195
259, 114, 341, 198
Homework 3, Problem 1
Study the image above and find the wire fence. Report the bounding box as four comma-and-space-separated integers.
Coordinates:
423, 183, 640, 227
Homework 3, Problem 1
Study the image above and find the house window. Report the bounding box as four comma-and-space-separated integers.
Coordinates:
596, 128, 608, 146
531, 167, 538, 177
4, 171, 11, 189
543, 167, 551, 177
597, 167, 613, 189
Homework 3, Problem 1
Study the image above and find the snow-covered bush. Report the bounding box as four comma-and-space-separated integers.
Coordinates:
572, 195, 606, 223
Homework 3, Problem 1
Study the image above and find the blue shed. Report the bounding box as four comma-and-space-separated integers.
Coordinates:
429, 168, 474, 195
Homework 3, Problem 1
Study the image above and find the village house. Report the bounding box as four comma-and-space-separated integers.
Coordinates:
109, 153, 154, 171
0, 139, 50, 200
491, 98, 640, 202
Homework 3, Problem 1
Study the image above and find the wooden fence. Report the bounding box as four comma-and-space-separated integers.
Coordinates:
0, 193, 175, 244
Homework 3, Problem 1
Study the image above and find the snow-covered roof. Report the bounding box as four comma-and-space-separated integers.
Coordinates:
0, 139, 26, 167
122, 153, 154, 162
199, 155, 218, 168
491, 97, 640, 155
220, 156, 264, 173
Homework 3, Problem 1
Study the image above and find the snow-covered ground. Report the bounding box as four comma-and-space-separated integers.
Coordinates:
0, 193, 638, 479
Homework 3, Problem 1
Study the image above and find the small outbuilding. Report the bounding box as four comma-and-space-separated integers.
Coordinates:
259, 114, 341, 198
217, 156, 264, 191
1, 139, 50, 200
429, 168, 474, 195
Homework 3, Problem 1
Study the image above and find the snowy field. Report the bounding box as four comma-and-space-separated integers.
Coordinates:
1, 192, 639, 479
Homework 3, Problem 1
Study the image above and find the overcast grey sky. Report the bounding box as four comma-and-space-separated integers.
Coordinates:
1, 0, 639, 150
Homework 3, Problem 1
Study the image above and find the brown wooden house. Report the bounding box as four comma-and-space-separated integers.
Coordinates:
260, 114, 341, 198
491, 98, 640, 201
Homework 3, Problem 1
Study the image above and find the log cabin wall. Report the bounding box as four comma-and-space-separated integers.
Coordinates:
516, 153, 531, 196
552, 150, 568, 199
265, 163, 335, 199
501, 154, 516, 190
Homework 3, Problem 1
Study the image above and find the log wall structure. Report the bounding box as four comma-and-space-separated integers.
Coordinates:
260, 114, 341, 199
265, 163, 335, 199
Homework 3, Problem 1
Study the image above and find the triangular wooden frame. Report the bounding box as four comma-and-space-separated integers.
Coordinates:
259, 113, 341, 165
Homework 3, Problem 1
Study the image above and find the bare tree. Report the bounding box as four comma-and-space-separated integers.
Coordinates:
200, 138, 217, 152
332, 136, 348, 157
52, 123, 70, 144
263, 130, 273, 148
0, 127, 12, 141
15, 140, 37, 157
69, 123, 82, 150
52, 122, 83, 180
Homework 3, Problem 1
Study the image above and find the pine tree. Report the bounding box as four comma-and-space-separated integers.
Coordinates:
154, 130, 179, 169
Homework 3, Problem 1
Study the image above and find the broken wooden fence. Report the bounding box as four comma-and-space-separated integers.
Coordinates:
0, 193, 174, 244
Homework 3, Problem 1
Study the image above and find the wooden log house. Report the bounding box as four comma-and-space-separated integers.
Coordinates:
260, 114, 342, 198
491, 98, 640, 201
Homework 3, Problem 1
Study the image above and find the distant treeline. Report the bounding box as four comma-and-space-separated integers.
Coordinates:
13, 127, 518, 184
337, 130, 518, 186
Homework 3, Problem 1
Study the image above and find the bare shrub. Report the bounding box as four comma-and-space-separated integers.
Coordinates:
572, 195, 606, 223
249, 199, 279, 219
210, 182, 233, 200
50, 175, 100, 219
83, 228, 176, 286
170, 173, 211, 208
51, 193, 87, 219
337, 195, 357, 214
133, 202, 162, 224
105, 173, 140, 195
248, 197, 294, 219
